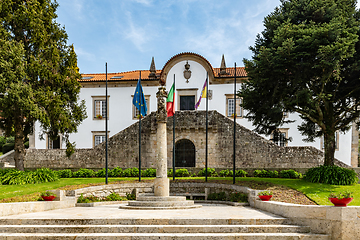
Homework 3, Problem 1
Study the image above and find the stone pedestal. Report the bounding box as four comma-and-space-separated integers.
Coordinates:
121, 86, 200, 210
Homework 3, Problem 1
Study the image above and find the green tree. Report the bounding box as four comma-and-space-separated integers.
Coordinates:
240, 0, 360, 166
0, 0, 86, 170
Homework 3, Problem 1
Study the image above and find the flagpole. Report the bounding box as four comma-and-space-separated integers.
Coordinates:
205, 72, 208, 182
233, 62, 237, 184
139, 71, 142, 182
172, 74, 176, 181
105, 62, 108, 185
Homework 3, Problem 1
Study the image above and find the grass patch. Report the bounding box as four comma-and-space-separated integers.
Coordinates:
0, 177, 148, 202
0, 177, 359, 206
209, 177, 360, 206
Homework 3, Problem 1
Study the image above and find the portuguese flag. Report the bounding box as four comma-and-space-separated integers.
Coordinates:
166, 83, 175, 117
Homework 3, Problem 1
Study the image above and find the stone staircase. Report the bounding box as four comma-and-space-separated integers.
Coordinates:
0, 217, 329, 239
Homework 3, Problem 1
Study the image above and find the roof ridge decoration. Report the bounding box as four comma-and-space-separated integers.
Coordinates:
149, 57, 156, 78
219, 54, 228, 76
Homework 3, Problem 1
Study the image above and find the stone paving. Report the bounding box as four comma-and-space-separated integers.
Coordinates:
0, 203, 284, 221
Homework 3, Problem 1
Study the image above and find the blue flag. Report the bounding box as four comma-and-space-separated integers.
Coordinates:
132, 78, 147, 117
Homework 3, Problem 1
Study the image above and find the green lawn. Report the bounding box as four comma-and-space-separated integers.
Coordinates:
0, 177, 141, 200
0, 177, 359, 206
222, 177, 360, 206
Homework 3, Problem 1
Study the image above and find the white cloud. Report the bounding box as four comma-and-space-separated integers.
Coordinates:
74, 47, 96, 62
122, 12, 151, 52
133, 0, 152, 6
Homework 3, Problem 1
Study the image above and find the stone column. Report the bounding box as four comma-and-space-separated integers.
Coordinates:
351, 121, 359, 168
154, 86, 169, 197
28, 125, 36, 149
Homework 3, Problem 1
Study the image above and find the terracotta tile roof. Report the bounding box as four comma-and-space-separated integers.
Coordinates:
80, 67, 246, 82
80, 70, 162, 82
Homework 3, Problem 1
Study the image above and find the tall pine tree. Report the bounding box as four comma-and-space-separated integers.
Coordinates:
0, 0, 86, 170
240, 0, 360, 166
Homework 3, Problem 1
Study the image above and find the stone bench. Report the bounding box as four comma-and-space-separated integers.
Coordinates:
171, 188, 209, 200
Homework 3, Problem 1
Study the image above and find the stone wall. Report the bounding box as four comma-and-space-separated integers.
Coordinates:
23, 111, 345, 170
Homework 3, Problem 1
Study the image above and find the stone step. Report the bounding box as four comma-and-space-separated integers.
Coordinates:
0, 224, 311, 234
136, 195, 187, 202
0, 218, 293, 225
127, 200, 196, 207
0, 232, 330, 239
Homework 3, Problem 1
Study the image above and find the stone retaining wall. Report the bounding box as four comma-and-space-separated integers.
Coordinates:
249, 190, 359, 240
0, 190, 76, 217
69, 182, 251, 200
23, 111, 347, 170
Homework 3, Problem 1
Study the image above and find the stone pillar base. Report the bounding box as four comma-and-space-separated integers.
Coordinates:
154, 177, 169, 197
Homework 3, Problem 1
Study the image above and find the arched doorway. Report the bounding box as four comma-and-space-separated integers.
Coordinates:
175, 139, 195, 167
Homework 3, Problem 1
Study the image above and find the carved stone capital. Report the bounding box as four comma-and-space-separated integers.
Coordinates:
156, 86, 167, 122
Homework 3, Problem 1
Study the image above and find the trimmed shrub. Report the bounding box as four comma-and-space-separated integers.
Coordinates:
175, 168, 190, 177
279, 169, 302, 179
229, 192, 248, 202
0, 136, 6, 150
1, 168, 59, 185
254, 169, 278, 178
126, 192, 136, 200
207, 192, 227, 201
142, 168, 156, 177
73, 168, 95, 178
305, 165, 358, 185
77, 194, 100, 203
57, 169, 73, 178
218, 169, 233, 177
123, 167, 139, 177
32, 168, 59, 183
235, 169, 248, 177
104, 192, 126, 201
95, 168, 107, 177
110, 167, 123, 177
2, 143, 14, 154
0, 168, 13, 177
197, 168, 216, 177
167, 169, 173, 177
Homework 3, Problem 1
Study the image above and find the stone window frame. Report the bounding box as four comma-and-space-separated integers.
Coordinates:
92, 96, 109, 120
92, 131, 110, 147
176, 88, 198, 111
46, 134, 62, 149
131, 95, 150, 120
270, 128, 289, 147
225, 94, 243, 118
320, 131, 340, 151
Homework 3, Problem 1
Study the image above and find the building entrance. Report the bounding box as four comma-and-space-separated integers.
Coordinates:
175, 139, 195, 167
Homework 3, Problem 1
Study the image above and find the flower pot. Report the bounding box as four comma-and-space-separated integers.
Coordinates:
42, 195, 56, 201
329, 197, 353, 207
258, 195, 272, 201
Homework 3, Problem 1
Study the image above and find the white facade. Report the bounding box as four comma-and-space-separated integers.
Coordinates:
33, 53, 356, 166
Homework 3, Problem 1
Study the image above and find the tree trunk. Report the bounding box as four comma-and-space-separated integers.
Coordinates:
14, 122, 26, 171
323, 130, 336, 166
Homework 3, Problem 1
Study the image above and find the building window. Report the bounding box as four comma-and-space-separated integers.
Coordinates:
225, 94, 242, 118
92, 96, 109, 120
92, 131, 109, 147
177, 89, 198, 111
95, 135, 105, 146
132, 95, 150, 119
321, 131, 340, 151
180, 96, 195, 110
270, 129, 289, 147
46, 135, 61, 149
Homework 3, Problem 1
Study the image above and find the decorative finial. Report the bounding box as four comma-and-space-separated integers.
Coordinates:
220, 54, 227, 75
183, 61, 191, 83
149, 57, 156, 78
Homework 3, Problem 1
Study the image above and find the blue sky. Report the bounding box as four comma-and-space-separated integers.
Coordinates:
56, 0, 360, 74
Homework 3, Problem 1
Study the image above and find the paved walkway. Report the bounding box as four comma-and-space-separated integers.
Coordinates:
0, 203, 284, 221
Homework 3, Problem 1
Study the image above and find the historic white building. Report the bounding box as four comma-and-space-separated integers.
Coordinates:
31, 52, 358, 167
